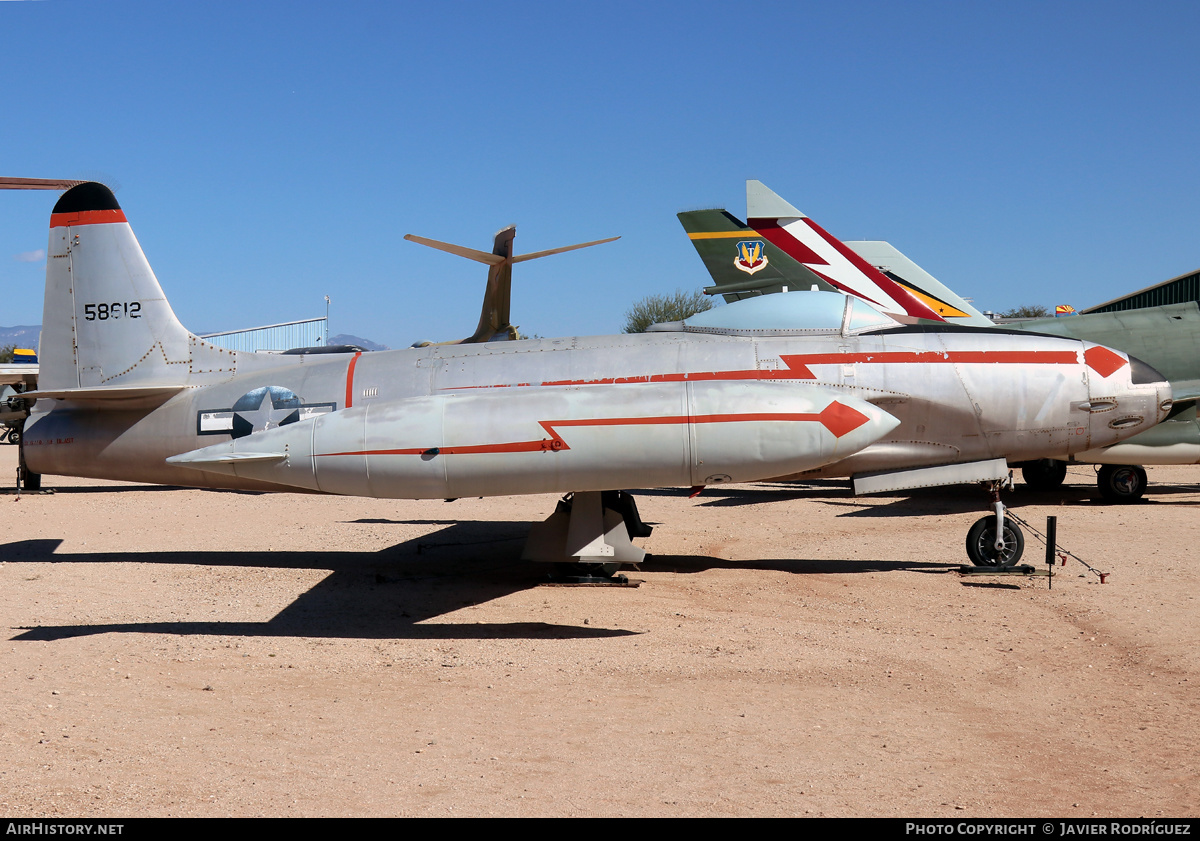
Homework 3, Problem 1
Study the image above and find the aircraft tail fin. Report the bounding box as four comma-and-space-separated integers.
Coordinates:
39, 182, 236, 392
841, 241, 994, 325
404, 228, 618, 344
677, 208, 832, 302
743, 181, 945, 323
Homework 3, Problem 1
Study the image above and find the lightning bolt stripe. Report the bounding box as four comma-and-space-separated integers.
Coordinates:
779, 349, 1084, 378
445, 347, 1109, 389
749, 217, 945, 322
314, 403, 870, 458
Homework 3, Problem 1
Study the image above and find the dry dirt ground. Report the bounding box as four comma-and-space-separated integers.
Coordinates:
1, 445, 1198, 817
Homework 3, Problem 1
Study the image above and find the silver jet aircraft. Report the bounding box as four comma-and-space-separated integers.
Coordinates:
17, 183, 1172, 572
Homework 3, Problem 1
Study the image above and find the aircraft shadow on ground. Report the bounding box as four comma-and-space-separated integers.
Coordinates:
647, 479, 1200, 517
2, 522, 639, 643
2, 484, 190, 496
3, 484, 271, 496
641, 554, 955, 577
3, 515, 959, 642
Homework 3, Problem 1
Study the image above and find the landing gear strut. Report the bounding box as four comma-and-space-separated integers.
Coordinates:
965, 476, 1024, 566
523, 490, 652, 582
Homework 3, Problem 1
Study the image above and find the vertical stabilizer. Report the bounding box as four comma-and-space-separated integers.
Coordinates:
40, 182, 233, 391
470, 225, 517, 343
744, 181, 945, 323
842, 241, 994, 326
677, 208, 831, 302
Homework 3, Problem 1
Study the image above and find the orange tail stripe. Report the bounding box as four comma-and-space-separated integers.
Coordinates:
50, 209, 128, 228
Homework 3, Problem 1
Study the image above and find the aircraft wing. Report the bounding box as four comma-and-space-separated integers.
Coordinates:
1169, 379, 1200, 405
0, 365, 38, 388
24, 385, 185, 405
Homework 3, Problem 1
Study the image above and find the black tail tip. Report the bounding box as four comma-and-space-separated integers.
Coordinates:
52, 182, 120, 214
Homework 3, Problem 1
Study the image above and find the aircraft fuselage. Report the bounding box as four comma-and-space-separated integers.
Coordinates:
25, 325, 1166, 498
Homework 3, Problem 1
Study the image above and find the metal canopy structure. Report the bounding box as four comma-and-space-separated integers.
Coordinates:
1084, 267, 1200, 314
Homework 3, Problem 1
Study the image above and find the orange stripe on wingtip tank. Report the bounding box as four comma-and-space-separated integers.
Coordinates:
49, 209, 128, 228
345, 352, 363, 408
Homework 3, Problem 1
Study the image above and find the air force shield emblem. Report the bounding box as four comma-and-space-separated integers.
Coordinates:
734, 240, 768, 275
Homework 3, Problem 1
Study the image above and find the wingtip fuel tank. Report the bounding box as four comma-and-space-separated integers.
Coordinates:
168, 382, 902, 498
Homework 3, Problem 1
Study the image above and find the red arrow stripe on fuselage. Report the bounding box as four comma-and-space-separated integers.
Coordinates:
314, 403, 869, 458
779, 349, 1082, 378
446, 348, 1087, 389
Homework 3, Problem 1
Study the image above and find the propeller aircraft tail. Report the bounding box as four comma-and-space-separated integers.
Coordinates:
405, 228, 618, 344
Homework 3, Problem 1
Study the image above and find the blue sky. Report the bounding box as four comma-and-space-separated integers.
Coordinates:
3, 1, 1199, 347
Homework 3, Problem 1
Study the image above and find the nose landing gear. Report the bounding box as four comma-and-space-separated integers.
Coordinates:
965, 476, 1025, 567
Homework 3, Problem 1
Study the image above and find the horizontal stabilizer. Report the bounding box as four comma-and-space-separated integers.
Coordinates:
25, 385, 185, 403
404, 234, 620, 265
510, 236, 620, 263
403, 235, 506, 265
0, 177, 87, 190
853, 458, 1010, 495
407, 225, 619, 346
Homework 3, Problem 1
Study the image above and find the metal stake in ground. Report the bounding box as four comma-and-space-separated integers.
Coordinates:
1045, 515, 1056, 590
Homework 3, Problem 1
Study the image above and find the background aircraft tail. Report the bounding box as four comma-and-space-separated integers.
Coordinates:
38, 182, 236, 392
677, 208, 833, 300
404, 228, 619, 344
840, 240, 993, 326
680, 181, 993, 325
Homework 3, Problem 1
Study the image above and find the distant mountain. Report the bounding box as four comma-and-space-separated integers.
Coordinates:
329, 333, 390, 351
0, 326, 40, 347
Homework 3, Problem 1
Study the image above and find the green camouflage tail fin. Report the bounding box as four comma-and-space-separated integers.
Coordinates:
677, 209, 831, 302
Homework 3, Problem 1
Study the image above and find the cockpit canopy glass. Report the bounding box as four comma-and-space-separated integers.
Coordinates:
647, 290, 899, 337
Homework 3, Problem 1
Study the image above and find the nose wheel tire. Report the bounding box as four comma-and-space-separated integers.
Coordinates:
966, 516, 1025, 567
1097, 464, 1147, 503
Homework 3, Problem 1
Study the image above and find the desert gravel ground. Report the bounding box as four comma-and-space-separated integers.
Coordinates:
1, 445, 1198, 817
